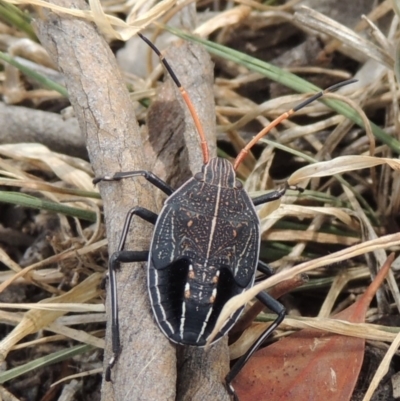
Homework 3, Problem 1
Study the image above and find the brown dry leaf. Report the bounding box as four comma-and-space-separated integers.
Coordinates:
232, 253, 395, 401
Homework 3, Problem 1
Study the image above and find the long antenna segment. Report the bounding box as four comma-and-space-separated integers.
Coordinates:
138, 33, 210, 164
139, 32, 356, 171
233, 78, 357, 170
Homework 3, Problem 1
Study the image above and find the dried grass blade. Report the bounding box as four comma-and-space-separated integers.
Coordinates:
288, 155, 400, 186
0, 273, 102, 362
0, 302, 104, 312
4, 0, 177, 40
294, 6, 394, 68
162, 25, 400, 153
206, 233, 400, 346
362, 331, 400, 401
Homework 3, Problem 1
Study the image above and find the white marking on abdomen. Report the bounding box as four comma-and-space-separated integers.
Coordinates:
150, 268, 174, 335
179, 301, 186, 340
196, 307, 213, 343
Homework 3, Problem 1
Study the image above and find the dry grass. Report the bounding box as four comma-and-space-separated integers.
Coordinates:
0, 1, 399, 400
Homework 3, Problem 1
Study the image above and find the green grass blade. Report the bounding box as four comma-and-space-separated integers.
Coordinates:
0, 51, 68, 97
0, 344, 94, 383
0, 1, 37, 41
0, 192, 97, 222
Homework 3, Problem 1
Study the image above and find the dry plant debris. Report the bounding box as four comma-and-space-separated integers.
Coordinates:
0, 1, 399, 401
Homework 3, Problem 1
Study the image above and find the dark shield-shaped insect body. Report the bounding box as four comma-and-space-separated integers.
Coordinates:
96, 31, 355, 400
148, 158, 260, 346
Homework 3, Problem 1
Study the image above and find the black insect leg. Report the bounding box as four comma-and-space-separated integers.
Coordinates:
257, 260, 274, 277
225, 291, 285, 400
93, 170, 174, 196
106, 207, 157, 382
252, 184, 303, 206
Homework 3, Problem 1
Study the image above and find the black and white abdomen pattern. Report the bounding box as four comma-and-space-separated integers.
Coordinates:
147, 164, 260, 346
148, 257, 249, 346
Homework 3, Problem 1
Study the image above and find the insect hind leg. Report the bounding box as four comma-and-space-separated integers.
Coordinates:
257, 260, 274, 277
106, 207, 157, 382
100, 250, 149, 289
225, 291, 285, 399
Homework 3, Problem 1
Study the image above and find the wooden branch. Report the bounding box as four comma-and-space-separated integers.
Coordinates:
34, 2, 176, 400
35, 1, 230, 399
0, 102, 86, 159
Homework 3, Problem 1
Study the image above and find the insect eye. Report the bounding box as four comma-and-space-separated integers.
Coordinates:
194, 172, 204, 181
235, 180, 243, 189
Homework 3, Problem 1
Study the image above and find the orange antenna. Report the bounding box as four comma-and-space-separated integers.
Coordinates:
138, 33, 210, 164
233, 79, 357, 170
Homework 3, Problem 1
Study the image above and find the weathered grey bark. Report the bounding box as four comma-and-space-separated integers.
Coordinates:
34, 2, 231, 400
0, 102, 86, 159
34, 2, 176, 401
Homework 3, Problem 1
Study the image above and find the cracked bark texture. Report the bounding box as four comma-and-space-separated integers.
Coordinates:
34, 1, 230, 400
0, 102, 86, 159
34, 2, 175, 400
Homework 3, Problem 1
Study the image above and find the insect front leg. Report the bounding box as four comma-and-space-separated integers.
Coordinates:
225, 291, 285, 400
252, 183, 303, 206
106, 206, 158, 382
257, 260, 274, 277
93, 170, 174, 196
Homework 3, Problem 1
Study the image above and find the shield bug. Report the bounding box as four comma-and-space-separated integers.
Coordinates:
94, 33, 356, 399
